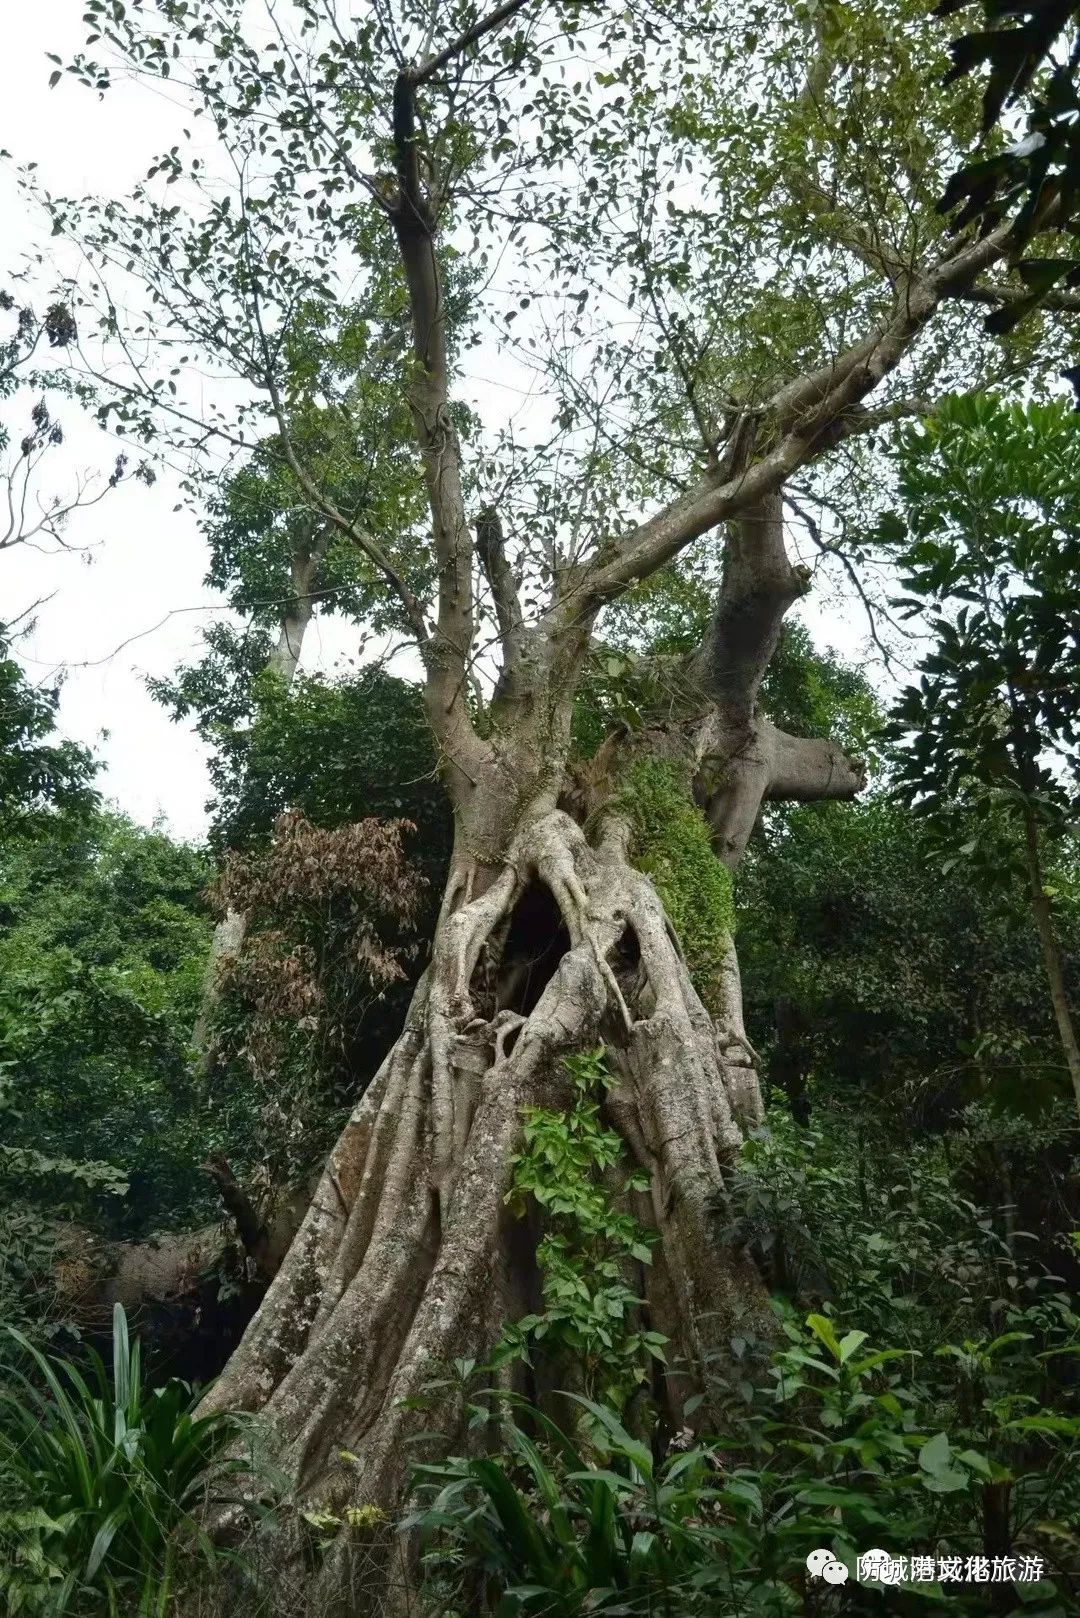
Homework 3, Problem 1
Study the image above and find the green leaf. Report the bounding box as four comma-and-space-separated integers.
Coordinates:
805, 1314, 842, 1360
918, 1431, 952, 1475
838, 1330, 869, 1363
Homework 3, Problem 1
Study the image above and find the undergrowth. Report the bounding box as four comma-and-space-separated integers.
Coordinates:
0, 1305, 256, 1617
410, 1091, 1080, 1618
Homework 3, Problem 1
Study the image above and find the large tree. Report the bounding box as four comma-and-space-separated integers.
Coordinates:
31, 0, 1080, 1600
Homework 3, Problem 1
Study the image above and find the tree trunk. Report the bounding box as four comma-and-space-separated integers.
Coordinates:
186, 483, 865, 1613
197, 799, 769, 1602
1023, 811, 1080, 1121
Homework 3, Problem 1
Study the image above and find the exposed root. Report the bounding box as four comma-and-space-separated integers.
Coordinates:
198, 808, 768, 1609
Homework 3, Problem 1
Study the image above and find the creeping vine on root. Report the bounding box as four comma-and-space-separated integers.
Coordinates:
501, 1048, 667, 1411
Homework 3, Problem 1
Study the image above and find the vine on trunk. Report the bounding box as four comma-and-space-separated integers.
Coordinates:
501, 1048, 667, 1411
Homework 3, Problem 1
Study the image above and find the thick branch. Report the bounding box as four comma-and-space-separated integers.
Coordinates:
956, 283, 1080, 315
202, 1154, 266, 1262
390, 71, 485, 788
692, 491, 811, 719
410, 0, 534, 86
575, 218, 1024, 612
701, 715, 865, 869
476, 504, 526, 692
761, 721, 867, 802
265, 524, 331, 687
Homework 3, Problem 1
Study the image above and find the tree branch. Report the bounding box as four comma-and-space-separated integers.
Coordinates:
955, 282, 1080, 315
691, 490, 811, 719
701, 715, 865, 868
202, 1154, 266, 1262
476, 504, 526, 686
761, 721, 867, 802
410, 0, 535, 86
388, 70, 489, 789
573, 217, 1023, 614
265, 523, 332, 687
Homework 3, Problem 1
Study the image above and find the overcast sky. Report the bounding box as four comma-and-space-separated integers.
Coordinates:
2, 7, 874, 847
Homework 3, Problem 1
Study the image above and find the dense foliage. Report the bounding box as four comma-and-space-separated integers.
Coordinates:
739, 794, 1080, 1125
0, 1306, 252, 1617
0, 634, 98, 839
1, 811, 212, 1236
410, 1096, 1080, 1616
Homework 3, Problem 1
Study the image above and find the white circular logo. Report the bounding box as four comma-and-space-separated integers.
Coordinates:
806, 1547, 849, 1584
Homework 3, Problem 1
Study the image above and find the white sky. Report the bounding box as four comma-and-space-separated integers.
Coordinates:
2, 9, 224, 839
1, 7, 872, 846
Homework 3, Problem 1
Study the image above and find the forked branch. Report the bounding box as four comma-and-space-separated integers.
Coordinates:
574, 217, 1038, 613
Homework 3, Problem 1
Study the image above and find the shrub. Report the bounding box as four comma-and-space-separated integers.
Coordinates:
411, 1305, 1080, 1617
0, 1304, 251, 1617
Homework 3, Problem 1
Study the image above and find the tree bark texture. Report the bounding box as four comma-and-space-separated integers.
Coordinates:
197, 812, 768, 1611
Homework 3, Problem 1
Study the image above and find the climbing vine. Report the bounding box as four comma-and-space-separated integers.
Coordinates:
503, 1049, 666, 1410
618, 759, 735, 1010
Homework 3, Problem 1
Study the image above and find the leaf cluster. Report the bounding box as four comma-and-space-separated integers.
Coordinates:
502, 1050, 665, 1412
882, 393, 1080, 878
0, 1304, 253, 1618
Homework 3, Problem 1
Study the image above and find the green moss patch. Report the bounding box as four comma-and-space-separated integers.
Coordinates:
618, 758, 734, 1010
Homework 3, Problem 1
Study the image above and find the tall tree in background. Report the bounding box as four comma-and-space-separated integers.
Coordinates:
883, 393, 1080, 1115
30, 0, 1080, 1596
149, 292, 436, 837
149, 296, 433, 1055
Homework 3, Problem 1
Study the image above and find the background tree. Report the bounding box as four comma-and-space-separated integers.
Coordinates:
193, 671, 450, 1265
0, 811, 212, 1236
882, 393, 1080, 1114
26, 0, 1080, 1598
0, 627, 97, 840
148, 294, 437, 1055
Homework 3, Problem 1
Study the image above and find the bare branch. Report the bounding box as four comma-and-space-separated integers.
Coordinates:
202, 1154, 267, 1264
702, 712, 865, 868
784, 489, 898, 670
410, 0, 535, 86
